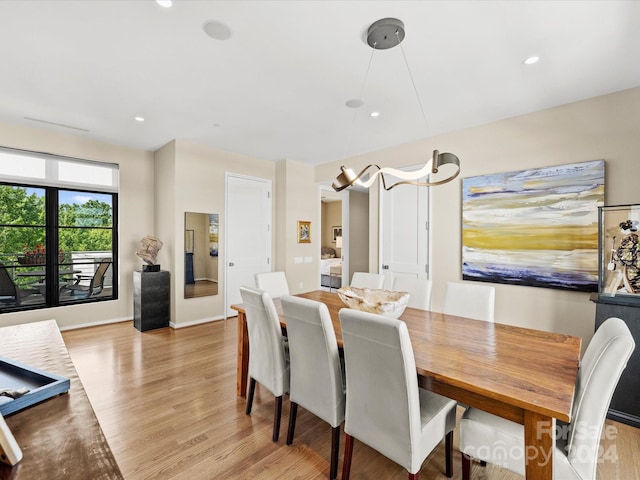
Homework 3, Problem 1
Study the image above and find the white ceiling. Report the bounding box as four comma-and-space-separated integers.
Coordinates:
1, 1, 640, 165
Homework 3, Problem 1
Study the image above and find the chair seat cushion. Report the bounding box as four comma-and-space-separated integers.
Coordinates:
460, 407, 579, 479
419, 389, 457, 432
416, 389, 457, 470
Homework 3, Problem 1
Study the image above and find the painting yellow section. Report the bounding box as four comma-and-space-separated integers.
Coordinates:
463, 225, 598, 250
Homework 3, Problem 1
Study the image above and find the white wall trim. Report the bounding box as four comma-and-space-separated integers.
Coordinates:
58, 316, 131, 331
170, 315, 226, 329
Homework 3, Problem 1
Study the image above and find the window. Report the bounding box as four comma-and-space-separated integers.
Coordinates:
0, 147, 118, 312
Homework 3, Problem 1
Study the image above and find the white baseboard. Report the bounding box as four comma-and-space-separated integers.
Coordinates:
58, 315, 226, 332
58, 316, 131, 331
170, 315, 226, 329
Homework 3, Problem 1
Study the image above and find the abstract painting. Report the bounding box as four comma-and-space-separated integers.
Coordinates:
462, 160, 605, 291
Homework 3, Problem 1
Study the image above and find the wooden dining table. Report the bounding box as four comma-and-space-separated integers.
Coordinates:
231, 290, 582, 480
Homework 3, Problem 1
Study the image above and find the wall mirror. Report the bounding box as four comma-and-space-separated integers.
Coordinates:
184, 212, 219, 299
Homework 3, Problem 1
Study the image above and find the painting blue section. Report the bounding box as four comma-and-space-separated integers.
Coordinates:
462, 262, 597, 291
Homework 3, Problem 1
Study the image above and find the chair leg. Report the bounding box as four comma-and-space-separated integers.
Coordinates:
286, 402, 298, 445
462, 453, 471, 480
445, 430, 453, 477
408, 472, 419, 480
341, 433, 354, 480
245, 378, 256, 415
272, 395, 283, 442
329, 425, 340, 480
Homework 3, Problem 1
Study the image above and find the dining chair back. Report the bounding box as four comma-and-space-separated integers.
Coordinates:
350, 272, 384, 289
0, 262, 21, 305
443, 281, 495, 322
239, 286, 290, 442
281, 295, 345, 480
459, 316, 635, 480
393, 277, 433, 311
63, 258, 111, 298
339, 308, 457, 480
255, 271, 290, 298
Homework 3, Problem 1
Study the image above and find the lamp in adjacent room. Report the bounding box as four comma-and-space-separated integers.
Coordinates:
332, 18, 461, 192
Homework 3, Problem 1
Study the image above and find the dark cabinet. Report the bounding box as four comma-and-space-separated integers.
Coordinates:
133, 270, 170, 332
592, 296, 640, 428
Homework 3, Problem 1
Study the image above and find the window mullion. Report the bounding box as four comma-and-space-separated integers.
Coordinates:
45, 188, 60, 305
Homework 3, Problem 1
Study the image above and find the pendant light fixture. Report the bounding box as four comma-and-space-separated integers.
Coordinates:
332, 18, 461, 192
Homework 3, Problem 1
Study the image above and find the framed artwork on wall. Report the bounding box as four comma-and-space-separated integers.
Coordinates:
461, 159, 605, 292
332, 226, 342, 243
298, 221, 311, 243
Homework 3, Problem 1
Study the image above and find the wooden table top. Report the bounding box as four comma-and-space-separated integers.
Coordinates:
268, 290, 582, 424
0, 320, 122, 480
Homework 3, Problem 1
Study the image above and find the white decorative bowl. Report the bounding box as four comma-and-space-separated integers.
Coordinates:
336, 286, 410, 318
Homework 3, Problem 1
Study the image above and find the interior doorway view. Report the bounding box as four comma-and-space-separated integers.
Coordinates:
320, 186, 370, 290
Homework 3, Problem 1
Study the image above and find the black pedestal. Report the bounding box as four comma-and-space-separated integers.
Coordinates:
133, 270, 170, 332
592, 294, 640, 428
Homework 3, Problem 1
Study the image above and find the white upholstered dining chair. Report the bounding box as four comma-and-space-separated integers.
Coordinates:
254, 271, 290, 298
339, 308, 457, 480
393, 277, 433, 311
443, 281, 495, 322
239, 286, 290, 442
281, 295, 345, 480
350, 272, 384, 289
459, 316, 635, 480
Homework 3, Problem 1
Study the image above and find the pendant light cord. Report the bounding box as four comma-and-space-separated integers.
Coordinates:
341, 40, 377, 164
396, 30, 429, 128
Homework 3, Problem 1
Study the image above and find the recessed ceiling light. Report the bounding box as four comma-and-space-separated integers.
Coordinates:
156, 0, 172, 8
134, 116, 145, 122
523, 56, 540, 65
345, 99, 364, 108
203, 20, 233, 41
370, 111, 380, 118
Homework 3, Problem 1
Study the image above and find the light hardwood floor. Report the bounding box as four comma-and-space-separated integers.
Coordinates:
62, 319, 640, 480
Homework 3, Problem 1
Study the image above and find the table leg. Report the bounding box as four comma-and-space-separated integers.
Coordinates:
523, 411, 554, 480
236, 311, 249, 397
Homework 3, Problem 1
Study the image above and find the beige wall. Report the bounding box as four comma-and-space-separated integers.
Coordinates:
156, 140, 276, 327
0, 121, 155, 330
315, 86, 640, 345
276, 159, 320, 293
153, 141, 177, 324
3, 86, 639, 341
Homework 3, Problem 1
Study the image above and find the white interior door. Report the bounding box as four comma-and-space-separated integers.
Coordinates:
380, 181, 430, 282
225, 173, 272, 316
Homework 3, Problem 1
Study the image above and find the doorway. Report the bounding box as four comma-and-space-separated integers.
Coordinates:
225, 173, 272, 317
320, 188, 343, 290
379, 176, 431, 282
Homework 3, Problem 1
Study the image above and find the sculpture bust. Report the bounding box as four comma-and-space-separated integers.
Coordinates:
136, 235, 163, 265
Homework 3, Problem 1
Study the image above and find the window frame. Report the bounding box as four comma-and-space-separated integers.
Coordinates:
0, 171, 119, 314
